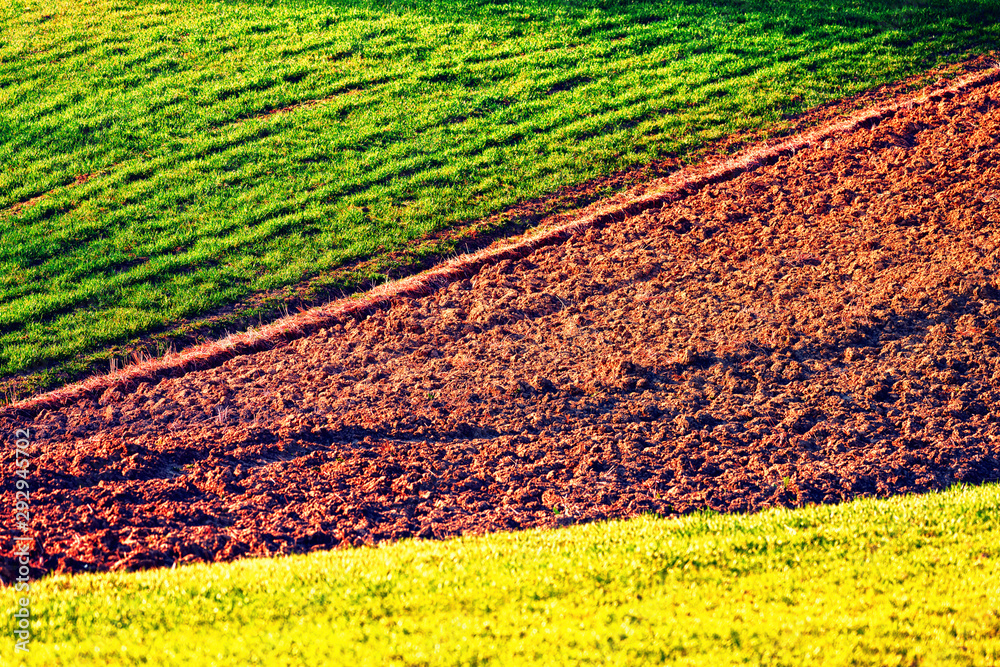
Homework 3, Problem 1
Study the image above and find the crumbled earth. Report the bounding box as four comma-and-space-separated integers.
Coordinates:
3, 77, 1000, 579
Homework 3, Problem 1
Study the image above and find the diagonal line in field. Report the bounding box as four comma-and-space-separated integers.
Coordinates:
5, 64, 999, 419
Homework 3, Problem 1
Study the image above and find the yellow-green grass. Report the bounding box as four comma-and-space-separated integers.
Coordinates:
4, 484, 1000, 665
2, 0, 999, 394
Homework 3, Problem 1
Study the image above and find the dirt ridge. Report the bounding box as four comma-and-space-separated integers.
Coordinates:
6, 64, 998, 421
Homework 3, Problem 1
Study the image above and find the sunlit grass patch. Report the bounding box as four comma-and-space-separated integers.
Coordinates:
5, 484, 999, 665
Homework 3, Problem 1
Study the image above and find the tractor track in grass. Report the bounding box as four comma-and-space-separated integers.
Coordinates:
4, 65, 1000, 579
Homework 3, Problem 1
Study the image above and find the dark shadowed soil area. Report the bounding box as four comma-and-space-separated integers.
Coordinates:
3, 75, 1000, 580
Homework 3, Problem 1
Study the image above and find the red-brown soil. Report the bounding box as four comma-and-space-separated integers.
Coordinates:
4, 73, 1000, 580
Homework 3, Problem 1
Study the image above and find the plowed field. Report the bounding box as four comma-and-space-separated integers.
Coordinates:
4, 71, 1000, 580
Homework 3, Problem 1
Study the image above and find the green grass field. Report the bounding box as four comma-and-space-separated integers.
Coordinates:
5, 484, 999, 666
2, 0, 999, 397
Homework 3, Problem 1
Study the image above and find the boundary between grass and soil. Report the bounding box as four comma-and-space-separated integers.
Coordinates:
4, 62, 1000, 420
6, 484, 1000, 666
1, 54, 995, 406
3, 54, 997, 406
